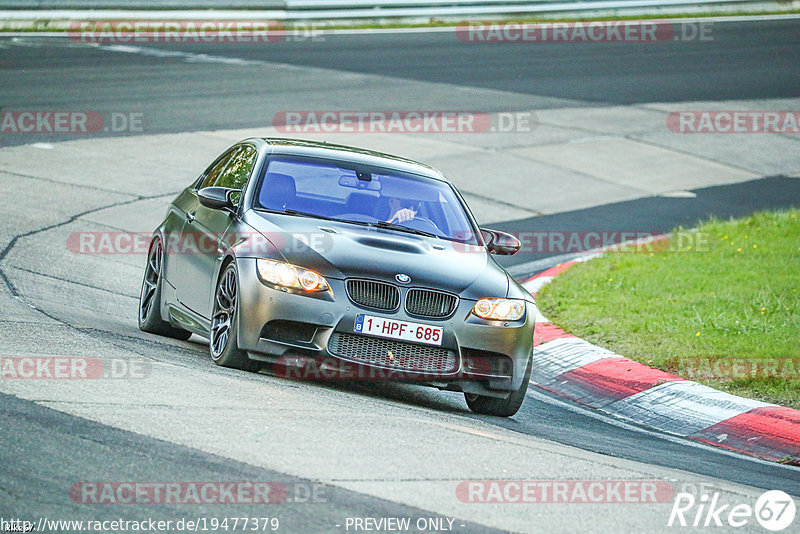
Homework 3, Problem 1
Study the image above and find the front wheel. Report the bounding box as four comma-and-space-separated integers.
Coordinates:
209, 263, 260, 372
465, 354, 532, 417
138, 237, 192, 340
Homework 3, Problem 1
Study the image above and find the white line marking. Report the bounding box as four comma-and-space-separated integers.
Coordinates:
91, 43, 264, 66
523, 275, 552, 294
531, 305, 549, 324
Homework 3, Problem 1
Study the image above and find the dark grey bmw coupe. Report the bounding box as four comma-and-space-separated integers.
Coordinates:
139, 138, 535, 416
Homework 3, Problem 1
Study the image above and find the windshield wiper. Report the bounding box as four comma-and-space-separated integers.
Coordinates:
256, 208, 440, 239
264, 208, 336, 221
372, 221, 440, 239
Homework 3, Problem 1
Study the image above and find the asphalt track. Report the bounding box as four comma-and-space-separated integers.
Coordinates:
1, 19, 800, 146
1, 19, 799, 533
495, 174, 800, 270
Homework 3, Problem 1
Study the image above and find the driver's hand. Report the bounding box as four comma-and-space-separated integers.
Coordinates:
388, 208, 417, 223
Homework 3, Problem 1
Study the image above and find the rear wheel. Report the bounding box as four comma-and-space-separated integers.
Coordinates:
138, 237, 192, 340
465, 354, 532, 417
209, 263, 260, 372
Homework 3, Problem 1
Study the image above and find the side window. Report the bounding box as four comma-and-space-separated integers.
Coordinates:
198, 148, 238, 190
215, 145, 257, 191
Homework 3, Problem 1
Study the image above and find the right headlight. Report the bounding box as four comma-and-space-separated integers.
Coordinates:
472, 298, 525, 321
256, 259, 329, 292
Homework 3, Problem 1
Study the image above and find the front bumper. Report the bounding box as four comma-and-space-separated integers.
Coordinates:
236, 258, 534, 393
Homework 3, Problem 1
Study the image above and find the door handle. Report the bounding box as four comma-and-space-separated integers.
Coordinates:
186, 211, 196, 222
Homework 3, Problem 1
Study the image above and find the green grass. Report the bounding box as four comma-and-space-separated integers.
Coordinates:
537, 209, 800, 409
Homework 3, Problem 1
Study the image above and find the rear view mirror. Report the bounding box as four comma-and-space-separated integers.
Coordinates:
198, 187, 237, 211
481, 228, 521, 255
339, 175, 381, 191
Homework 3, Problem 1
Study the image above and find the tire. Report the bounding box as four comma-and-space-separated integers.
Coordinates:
465, 353, 532, 417
209, 263, 260, 372
138, 237, 192, 341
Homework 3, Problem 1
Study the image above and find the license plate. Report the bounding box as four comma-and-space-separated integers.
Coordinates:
354, 314, 443, 346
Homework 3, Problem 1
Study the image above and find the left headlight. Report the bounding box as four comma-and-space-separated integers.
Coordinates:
472, 298, 525, 321
256, 259, 330, 292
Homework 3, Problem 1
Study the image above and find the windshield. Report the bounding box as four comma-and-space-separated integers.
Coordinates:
254, 155, 480, 244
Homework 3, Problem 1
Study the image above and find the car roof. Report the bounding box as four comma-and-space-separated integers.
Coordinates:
257, 137, 447, 182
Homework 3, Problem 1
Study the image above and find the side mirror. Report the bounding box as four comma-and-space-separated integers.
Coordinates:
198, 187, 237, 211
481, 228, 521, 255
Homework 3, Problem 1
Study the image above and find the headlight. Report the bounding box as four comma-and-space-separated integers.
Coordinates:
472, 298, 525, 321
256, 259, 329, 292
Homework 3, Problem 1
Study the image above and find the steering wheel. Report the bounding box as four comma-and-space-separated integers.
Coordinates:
403, 215, 440, 234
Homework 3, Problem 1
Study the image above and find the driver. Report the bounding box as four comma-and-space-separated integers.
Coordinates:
386, 197, 418, 224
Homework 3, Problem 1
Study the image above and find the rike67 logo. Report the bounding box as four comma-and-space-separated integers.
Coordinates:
668, 490, 796, 531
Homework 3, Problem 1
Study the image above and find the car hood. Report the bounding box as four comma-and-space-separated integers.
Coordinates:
240, 211, 510, 299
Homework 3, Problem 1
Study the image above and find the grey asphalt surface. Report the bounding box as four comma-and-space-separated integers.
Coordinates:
0, 392, 495, 533
493, 174, 800, 269
1, 19, 799, 147
1, 20, 799, 533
